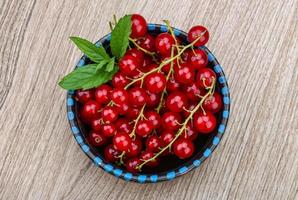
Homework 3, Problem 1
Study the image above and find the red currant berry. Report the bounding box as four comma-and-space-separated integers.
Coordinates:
136, 34, 155, 52
91, 118, 102, 131
196, 68, 216, 88
160, 130, 175, 146
146, 91, 160, 108
116, 118, 132, 134
203, 92, 223, 113
140, 151, 159, 167
182, 123, 198, 141
144, 111, 161, 129
113, 132, 132, 152
188, 25, 209, 46
166, 91, 188, 112
88, 130, 107, 147
141, 55, 153, 69
155, 33, 175, 57
126, 107, 140, 119
182, 50, 192, 61
119, 54, 140, 76
126, 48, 144, 66
130, 14, 147, 38
94, 84, 111, 105
144, 72, 166, 93
112, 72, 129, 88
114, 102, 130, 115
128, 87, 148, 107
193, 111, 217, 134
135, 119, 153, 137
145, 135, 162, 152
102, 123, 116, 137
161, 112, 182, 131
104, 145, 120, 162
188, 49, 208, 69
173, 138, 194, 159
110, 88, 129, 104
174, 63, 195, 85
166, 76, 181, 92
182, 101, 197, 118
184, 82, 206, 101
127, 138, 142, 158
75, 89, 94, 104
101, 106, 118, 123
126, 158, 141, 173
82, 100, 101, 119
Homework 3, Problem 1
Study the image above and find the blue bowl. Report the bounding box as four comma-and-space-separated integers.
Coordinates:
66, 24, 230, 183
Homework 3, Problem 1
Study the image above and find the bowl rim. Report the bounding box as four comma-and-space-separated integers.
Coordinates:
66, 23, 230, 183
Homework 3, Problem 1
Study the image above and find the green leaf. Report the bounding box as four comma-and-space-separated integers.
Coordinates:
70, 36, 110, 63
105, 57, 115, 72
96, 60, 109, 71
110, 15, 132, 59
58, 63, 119, 90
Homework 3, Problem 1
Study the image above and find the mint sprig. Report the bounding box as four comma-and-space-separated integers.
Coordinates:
58, 15, 132, 90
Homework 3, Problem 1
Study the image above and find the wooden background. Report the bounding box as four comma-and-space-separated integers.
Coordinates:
0, 0, 297, 199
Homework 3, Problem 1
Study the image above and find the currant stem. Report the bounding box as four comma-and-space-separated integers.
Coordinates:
129, 104, 146, 139
124, 31, 207, 90
136, 78, 216, 170
129, 38, 156, 56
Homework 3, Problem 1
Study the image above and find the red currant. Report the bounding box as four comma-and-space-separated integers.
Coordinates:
88, 130, 107, 147
188, 49, 208, 69
140, 151, 159, 167
184, 82, 206, 101
166, 91, 188, 112
110, 88, 129, 104
113, 132, 132, 152
144, 72, 166, 93
166, 76, 181, 92
91, 118, 102, 131
203, 92, 223, 113
182, 123, 198, 141
104, 145, 120, 162
144, 111, 161, 129
126, 107, 140, 119
127, 138, 142, 158
101, 106, 118, 123
94, 84, 111, 105
155, 33, 175, 57
193, 111, 217, 134
128, 87, 148, 107
81, 100, 101, 119
112, 72, 129, 88
75, 89, 94, 104
173, 138, 194, 159
161, 57, 178, 73
145, 135, 162, 152
174, 63, 195, 85
196, 68, 216, 88
182, 101, 197, 118
131, 14, 147, 38
119, 54, 140, 76
136, 34, 155, 52
135, 119, 153, 137
160, 130, 175, 146
116, 118, 132, 134
114, 102, 130, 115
161, 112, 182, 131
126, 48, 144, 66
102, 123, 116, 137
146, 91, 160, 108
188, 25, 209, 46
126, 158, 141, 173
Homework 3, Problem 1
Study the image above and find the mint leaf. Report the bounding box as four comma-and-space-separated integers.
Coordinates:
106, 57, 115, 72
70, 36, 110, 63
58, 64, 118, 90
110, 15, 131, 59
96, 60, 109, 71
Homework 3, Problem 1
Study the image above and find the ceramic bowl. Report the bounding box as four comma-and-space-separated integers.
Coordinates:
66, 24, 230, 183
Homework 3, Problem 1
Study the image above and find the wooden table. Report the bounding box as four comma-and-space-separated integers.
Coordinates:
1, 0, 297, 199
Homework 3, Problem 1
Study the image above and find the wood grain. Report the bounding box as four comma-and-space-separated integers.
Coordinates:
0, 0, 297, 199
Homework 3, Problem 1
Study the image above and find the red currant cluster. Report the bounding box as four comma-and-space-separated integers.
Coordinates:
75, 14, 223, 173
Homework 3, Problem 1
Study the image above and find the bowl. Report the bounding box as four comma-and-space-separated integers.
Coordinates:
66, 24, 230, 183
